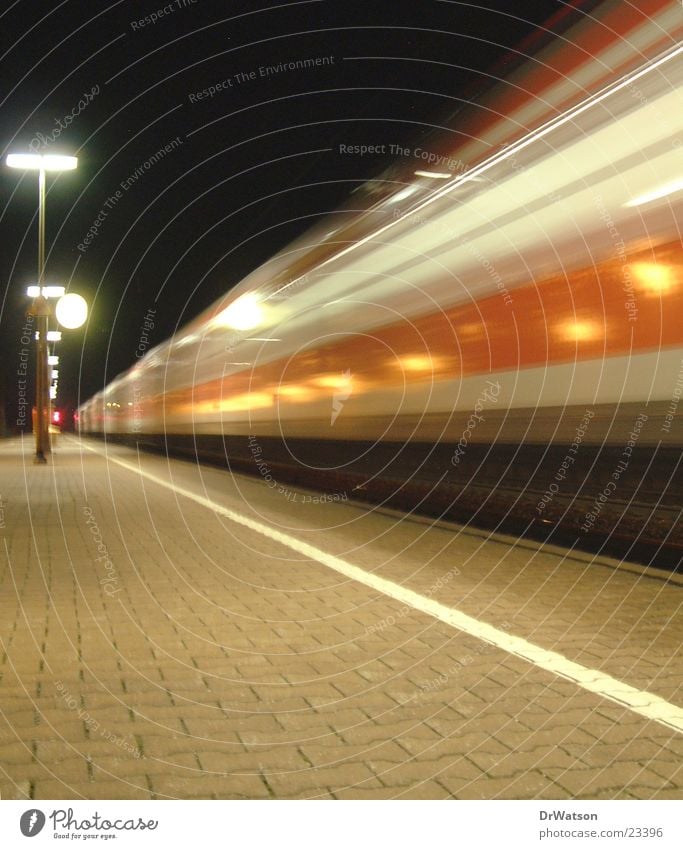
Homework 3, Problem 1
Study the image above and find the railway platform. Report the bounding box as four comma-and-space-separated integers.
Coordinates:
0, 435, 681, 800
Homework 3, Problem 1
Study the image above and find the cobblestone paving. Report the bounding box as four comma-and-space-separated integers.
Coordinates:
0, 437, 681, 800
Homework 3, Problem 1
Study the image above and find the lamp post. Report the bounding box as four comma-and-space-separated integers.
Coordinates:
6, 153, 78, 463
23, 288, 88, 460
28, 295, 51, 462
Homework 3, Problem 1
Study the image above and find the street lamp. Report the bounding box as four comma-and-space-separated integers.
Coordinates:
6, 153, 78, 463
22, 287, 88, 453
55, 293, 88, 329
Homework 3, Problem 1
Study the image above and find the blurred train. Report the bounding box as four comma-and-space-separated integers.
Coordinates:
79, 0, 683, 563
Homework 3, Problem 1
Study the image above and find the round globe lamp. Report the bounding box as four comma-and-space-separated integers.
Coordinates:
55, 293, 88, 329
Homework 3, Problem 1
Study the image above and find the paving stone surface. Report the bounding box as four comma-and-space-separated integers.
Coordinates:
0, 436, 681, 800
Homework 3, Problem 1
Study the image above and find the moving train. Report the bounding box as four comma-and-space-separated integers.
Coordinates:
79, 0, 683, 560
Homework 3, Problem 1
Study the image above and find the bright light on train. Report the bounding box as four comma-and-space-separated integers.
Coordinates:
414, 171, 452, 179
213, 293, 264, 331
632, 263, 675, 294
561, 320, 601, 342
625, 177, 683, 207
277, 385, 315, 400
312, 373, 353, 389
398, 355, 439, 372
197, 392, 273, 413
391, 186, 418, 203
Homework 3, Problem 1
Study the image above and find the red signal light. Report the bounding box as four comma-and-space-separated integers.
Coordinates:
51, 409, 61, 425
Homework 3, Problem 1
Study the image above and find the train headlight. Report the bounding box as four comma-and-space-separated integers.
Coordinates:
213, 293, 264, 331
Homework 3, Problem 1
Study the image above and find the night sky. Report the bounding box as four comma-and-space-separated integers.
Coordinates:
0, 0, 595, 429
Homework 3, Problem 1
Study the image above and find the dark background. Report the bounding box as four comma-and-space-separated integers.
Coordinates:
0, 0, 597, 430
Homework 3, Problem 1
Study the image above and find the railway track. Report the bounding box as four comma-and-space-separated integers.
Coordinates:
109, 433, 683, 572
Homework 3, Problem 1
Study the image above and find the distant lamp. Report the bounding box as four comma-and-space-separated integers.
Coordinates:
43, 285, 66, 298
55, 293, 88, 328
46, 330, 62, 342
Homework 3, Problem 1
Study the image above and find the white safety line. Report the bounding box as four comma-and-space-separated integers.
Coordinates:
84, 442, 683, 735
